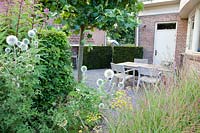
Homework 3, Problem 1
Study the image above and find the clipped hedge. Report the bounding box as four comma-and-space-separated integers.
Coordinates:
83, 46, 112, 69
113, 46, 143, 63
37, 30, 75, 111
83, 46, 143, 69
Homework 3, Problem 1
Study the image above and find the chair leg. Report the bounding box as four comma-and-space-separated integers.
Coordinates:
109, 77, 113, 87
136, 79, 140, 88
132, 71, 135, 87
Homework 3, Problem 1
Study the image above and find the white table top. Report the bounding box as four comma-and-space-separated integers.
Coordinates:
117, 62, 172, 72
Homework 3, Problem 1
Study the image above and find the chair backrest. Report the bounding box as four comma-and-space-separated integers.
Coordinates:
134, 58, 148, 64
138, 67, 161, 77
111, 63, 125, 74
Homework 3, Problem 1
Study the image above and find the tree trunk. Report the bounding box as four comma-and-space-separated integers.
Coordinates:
77, 25, 85, 82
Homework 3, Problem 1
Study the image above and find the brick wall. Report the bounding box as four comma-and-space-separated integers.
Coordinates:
175, 17, 188, 67
181, 53, 200, 76
139, 13, 188, 66
69, 29, 106, 46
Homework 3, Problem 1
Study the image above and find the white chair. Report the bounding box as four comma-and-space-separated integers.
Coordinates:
134, 58, 148, 64
136, 67, 162, 88
111, 63, 135, 87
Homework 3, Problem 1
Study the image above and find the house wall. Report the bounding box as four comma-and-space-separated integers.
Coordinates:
139, 3, 180, 16
69, 29, 106, 46
138, 13, 188, 66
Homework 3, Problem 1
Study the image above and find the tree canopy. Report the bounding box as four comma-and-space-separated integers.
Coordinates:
39, 0, 143, 81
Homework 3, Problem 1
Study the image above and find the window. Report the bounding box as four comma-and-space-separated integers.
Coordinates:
187, 11, 200, 52
157, 23, 176, 30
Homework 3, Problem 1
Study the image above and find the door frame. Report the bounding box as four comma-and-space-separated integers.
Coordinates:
153, 21, 178, 64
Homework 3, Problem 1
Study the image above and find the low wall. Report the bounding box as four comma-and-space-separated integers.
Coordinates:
180, 53, 200, 75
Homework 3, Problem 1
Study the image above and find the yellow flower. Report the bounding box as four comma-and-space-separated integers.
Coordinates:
78, 130, 83, 133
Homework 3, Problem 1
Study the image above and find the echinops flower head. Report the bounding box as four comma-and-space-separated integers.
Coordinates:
16, 41, 22, 48
118, 82, 124, 88
5, 47, 11, 54
34, 41, 39, 48
32, 28, 37, 33
20, 43, 28, 51
22, 38, 30, 45
104, 69, 114, 79
6, 35, 18, 46
28, 30, 36, 38
81, 66, 87, 73
35, 54, 40, 59
98, 103, 105, 109
96, 78, 104, 87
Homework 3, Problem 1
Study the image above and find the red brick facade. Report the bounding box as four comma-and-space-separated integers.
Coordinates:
139, 13, 188, 66
181, 53, 200, 75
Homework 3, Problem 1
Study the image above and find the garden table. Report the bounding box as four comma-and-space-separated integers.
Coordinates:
117, 62, 172, 72
116, 62, 174, 86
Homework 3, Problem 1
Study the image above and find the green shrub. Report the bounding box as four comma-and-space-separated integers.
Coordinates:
63, 83, 102, 132
83, 46, 112, 69
0, 31, 43, 132
36, 30, 75, 112
112, 46, 143, 63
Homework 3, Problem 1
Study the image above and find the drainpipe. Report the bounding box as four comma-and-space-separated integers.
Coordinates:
135, 16, 139, 47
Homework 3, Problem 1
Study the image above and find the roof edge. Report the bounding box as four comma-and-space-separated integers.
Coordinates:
143, 0, 180, 8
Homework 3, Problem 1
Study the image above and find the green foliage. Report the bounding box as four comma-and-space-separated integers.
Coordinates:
83, 46, 112, 69
0, 0, 44, 41
108, 28, 135, 44
39, 0, 143, 32
0, 32, 42, 132
113, 46, 143, 63
64, 84, 102, 132
36, 30, 75, 112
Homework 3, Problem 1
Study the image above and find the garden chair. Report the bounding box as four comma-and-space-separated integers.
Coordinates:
136, 67, 162, 88
134, 58, 148, 64
111, 63, 135, 87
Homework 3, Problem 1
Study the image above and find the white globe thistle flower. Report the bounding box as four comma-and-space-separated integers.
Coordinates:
16, 41, 22, 48
32, 28, 37, 33
22, 38, 30, 45
28, 30, 36, 38
26, 64, 34, 71
98, 103, 105, 109
34, 41, 39, 48
6, 35, 18, 46
20, 43, 28, 51
118, 82, 124, 88
96, 78, 104, 87
81, 66, 87, 73
104, 69, 114, 79
35, 54, 40, 59
5, 47, 11, 54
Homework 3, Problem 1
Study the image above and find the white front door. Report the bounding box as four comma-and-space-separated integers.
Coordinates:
153, 22, 177, 65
